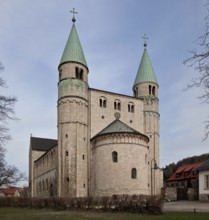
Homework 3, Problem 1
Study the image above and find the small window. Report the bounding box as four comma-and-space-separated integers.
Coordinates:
128, 102, 134, 113
67, 177, 70, 182
99, 96, 107, 108
112, 151, 118, 163
82, 155, 85, 160
149, 85, 152, 95
205, 175, 209, 189
114, 99, 121, 110
152, 86, 155, 96
59, 69, 62, 81
75, 67, 83, 80
131, 168, 137, 179
135, 87, 138, 96
66, 151, 69, 156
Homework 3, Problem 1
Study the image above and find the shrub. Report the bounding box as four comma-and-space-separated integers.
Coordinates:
0, 194, 162, 214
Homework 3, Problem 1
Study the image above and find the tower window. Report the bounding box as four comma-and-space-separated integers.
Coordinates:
152, 86, 156, 96
148, 85, 156, 96
114, 99, 121, 110
65, 151, 69, 156
99, 96, 107, 108
59, 69, 62, 81
67, 177, 70, 182
82, 155, 85, 160
131, 168, 137, 179
134, 87, 138, 97
149, 85, 152, 95
75, 67, 83, 80
112, 151, 118, 163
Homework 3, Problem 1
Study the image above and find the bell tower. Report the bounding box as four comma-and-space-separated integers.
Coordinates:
57, 9, 89, 197
133, 35, 161, 195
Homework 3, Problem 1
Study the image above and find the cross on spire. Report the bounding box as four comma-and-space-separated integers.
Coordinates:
70, 8, 78, 23
142, 33, 148, 48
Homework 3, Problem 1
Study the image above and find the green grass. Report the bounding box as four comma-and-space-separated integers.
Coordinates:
0, 208, 209, 220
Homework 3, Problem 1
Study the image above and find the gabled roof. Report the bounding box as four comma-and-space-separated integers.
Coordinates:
0, 187, 19, 197
196, 159, 209, 172
30, 137, 57, 151
167, 162, 203, 182
133, 46, 158, 87
92, 115, 149, 141
59, 24, 88, 68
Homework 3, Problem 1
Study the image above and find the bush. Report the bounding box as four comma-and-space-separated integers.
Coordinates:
0, 195, 162, 214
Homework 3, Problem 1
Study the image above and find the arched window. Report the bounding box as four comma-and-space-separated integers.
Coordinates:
114, 99, 121, 110
75, 67, 83, 80
99, 96, 107, 108
42, 180, 45, 191
128, 102, 134, 113
136, 87, 138, 96
149, 85, 152, 95
152, 86, 156, 96
131, 168, 137, 179
112, 151, 118, 162
46, 179, 49, 191
59, 69, 62, 81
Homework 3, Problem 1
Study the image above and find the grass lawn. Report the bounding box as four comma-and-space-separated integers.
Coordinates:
0, 208, 209, 220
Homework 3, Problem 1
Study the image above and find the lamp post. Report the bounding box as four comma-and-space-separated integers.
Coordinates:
151, 159, 158, 195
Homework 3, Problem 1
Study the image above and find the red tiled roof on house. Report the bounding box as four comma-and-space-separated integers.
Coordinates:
0, 187, 20, 197
167, 162, 203, 182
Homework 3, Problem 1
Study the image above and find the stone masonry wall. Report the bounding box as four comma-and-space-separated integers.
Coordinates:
90, 133, 149, 197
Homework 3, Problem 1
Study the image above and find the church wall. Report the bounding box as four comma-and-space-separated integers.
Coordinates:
89, 89, 144, 138
30, 150, 46, 197
90, 133, 149, 197
33, 146, 58, 197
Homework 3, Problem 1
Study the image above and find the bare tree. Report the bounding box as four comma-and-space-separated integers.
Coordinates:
184, 2, 209, 140
0, 62, 25, 187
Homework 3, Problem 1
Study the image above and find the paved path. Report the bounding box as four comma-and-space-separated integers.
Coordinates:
163, 201, 209, 212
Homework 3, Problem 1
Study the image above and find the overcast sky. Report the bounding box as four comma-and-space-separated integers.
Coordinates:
0, 0, 208, 184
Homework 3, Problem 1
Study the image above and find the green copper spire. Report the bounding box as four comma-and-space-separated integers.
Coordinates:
133, 36, 158, 87
59, 9, 88, 68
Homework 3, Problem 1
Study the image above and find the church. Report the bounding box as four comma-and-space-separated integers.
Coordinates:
29, 10, 163, 198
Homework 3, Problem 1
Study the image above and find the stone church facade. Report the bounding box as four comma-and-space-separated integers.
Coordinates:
29, 14, 163, 198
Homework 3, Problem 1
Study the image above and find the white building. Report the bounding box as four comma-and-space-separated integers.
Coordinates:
197, 159, 209, 201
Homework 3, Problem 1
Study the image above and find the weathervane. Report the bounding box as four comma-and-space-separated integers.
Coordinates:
142, 33, 148, 48
70, 8, 78, 23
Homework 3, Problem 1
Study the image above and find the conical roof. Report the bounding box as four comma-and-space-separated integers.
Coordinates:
133, 46, 158, 87
59, 24, 88, 68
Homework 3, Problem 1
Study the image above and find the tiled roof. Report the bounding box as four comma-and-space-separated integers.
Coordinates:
133, 47, 158, 87
167, 162, 203, 182
93, 117, 149, 141
0, 187, 19, 196
59, 24, 88, 68
30, 137, 57, 151
196, 159, 209, 171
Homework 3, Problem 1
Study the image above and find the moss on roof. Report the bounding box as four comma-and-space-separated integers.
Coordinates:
133, 48, 158, 87
59, 24, 88, 68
